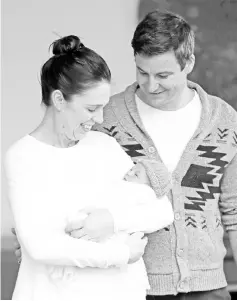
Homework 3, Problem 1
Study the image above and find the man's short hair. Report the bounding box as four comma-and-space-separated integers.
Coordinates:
131, 10, 195, 70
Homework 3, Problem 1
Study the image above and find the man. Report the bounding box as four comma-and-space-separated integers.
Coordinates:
14, 9, 237, 300
95, 9, 237, 300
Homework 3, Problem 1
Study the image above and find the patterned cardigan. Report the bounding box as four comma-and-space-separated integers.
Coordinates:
94, 81, 237, 295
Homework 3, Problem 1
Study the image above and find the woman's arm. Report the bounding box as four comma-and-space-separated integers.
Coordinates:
67, 132, 174, 239
77, 182, 174, 237
5, 149, 129, 269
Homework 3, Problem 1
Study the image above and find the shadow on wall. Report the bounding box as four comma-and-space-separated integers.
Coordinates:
138, 0, 237, 111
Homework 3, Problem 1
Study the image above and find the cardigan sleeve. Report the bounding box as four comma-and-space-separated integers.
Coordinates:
219, 153, 237, 231
5, 148, 129, 268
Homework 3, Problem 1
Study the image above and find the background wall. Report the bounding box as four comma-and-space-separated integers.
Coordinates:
1, 0, 139, 298
138, 0, 237, 111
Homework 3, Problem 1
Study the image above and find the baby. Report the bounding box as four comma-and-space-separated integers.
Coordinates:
103, 159, 173, 234
67, 159, 173, 237
124, 159, 171, 198
50, 159, 173, 292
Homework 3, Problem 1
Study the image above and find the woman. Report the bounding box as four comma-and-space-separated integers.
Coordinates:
5, 35, 173, 301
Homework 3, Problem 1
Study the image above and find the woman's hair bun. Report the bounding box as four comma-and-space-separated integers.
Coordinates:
52, 35, 84, 56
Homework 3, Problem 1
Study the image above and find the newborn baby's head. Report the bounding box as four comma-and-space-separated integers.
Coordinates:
124, 162, 151, 185
124, 159, 172, 197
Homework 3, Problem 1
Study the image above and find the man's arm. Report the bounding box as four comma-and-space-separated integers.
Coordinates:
220, 153, 237, 268
228, 230, 237, 266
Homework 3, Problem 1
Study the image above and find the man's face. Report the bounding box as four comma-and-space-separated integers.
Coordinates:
135, 51, 193, 110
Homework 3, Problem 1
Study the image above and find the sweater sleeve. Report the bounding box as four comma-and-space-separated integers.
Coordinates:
5, 148, 129, 268
219, 153, 237, 231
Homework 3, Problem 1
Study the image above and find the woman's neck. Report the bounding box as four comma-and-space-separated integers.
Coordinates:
30, 108, 77, 148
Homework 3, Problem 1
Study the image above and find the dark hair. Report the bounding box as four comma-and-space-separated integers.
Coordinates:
131, 10, 195, 70
41, 35, 111, 106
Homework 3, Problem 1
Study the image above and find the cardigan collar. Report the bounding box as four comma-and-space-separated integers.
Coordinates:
122, 80, 216, 141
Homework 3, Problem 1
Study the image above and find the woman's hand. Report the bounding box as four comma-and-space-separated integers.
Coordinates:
125, 232, 148, 264
65, 209, 147, 264
11, 228, 22, 264
65, 207, 115, 241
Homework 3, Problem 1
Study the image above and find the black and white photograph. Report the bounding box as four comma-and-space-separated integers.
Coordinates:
1, 0, 237, 300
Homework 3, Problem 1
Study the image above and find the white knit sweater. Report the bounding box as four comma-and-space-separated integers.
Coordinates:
5, 131, 173, 301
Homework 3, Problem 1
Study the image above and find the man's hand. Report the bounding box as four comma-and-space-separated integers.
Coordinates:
65, 207, 115, 241
11, 228, 22, 264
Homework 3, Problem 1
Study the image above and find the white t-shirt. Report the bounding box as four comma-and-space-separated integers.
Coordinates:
135, 91, 202, 172
5, 131, 173, 301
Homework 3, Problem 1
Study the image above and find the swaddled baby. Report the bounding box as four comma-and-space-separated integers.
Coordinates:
49, 160, 173, 297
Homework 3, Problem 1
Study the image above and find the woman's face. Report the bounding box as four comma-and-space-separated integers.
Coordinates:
59, 82, 111, 141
